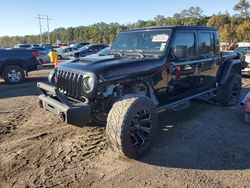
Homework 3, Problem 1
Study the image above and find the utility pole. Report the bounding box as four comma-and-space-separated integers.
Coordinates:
35, 15, 43, 44
46, 15, 50, 44
35, 15, 52, 44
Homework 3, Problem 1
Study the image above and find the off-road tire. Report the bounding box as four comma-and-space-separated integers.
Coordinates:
106, 95, 158, 159
216, 74, 241, 106
3, 65, 25, 84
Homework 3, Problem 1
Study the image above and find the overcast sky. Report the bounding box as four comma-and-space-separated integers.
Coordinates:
0, 0, 239, 36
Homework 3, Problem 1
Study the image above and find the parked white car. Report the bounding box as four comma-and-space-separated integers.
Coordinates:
56, 47, 78, 60
242, 53, 250, 76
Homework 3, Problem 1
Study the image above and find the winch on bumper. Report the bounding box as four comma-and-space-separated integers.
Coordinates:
37, 82, 91, 126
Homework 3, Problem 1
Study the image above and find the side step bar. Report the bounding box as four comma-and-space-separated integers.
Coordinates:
157, 88, 217, 112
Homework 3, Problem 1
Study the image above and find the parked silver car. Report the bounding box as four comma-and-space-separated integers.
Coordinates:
38, 52, 50, 64
57, 47, 78, 60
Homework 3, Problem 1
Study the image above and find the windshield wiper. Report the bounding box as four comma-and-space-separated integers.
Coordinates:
109, 50, 124, 57
124, 50, 146, 58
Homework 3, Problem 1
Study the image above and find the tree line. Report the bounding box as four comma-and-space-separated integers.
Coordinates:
0, 0, 249, 47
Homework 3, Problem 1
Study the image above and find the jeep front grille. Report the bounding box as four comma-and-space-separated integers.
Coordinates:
57, 70, 83, 100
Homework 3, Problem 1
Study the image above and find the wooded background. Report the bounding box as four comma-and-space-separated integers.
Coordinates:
0, 0, 249, 46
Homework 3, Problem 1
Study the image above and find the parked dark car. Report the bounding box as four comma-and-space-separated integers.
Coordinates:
38, 26, 245, 159
72, 44, 108, 58
0, 48, 42, 84
84, 47, 110, 58
14, 44, 32, 48
70, 42, 90, 49
40, 44, 52, 49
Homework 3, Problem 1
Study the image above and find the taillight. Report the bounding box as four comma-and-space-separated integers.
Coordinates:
32, 51, 40, 57
244, 93, 250, 112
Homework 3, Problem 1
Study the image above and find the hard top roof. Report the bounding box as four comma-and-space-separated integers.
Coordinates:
122, 26, 217, 33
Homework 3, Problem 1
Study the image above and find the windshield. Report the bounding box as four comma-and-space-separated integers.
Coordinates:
97, 47, 110, 55
110, 29, 171, 56
79, 45, 91, 51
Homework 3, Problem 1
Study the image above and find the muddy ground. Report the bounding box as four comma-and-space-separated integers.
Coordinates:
0, 69, 250, 188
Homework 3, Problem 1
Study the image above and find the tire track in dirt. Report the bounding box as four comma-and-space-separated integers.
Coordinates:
0, 105, 35, 140
0, 97, 108, 188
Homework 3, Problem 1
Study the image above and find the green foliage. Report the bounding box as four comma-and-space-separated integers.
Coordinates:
237, 20, 250, 41
233, 0, 250, 18
1, 3, 250, 47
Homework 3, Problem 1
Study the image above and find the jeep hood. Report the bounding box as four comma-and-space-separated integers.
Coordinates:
58, 56, 164, 81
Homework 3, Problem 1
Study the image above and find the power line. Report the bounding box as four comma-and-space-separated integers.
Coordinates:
35, 15, 52, 44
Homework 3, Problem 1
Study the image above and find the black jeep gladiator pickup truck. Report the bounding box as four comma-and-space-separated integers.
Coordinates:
0, 48, 42, 84
38, 26, 244, 159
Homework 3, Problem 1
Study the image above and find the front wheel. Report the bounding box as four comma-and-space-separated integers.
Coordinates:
106, 95, 158, 159
3, 65, 25, 84
216, 74, 241, 106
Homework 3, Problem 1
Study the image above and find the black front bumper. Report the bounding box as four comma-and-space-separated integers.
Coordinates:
37, 82, 91, 126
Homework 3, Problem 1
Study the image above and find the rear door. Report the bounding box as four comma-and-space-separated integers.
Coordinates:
63, 48, 73, 56
198, 31, 220, 89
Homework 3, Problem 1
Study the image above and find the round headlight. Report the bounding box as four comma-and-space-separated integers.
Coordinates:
83, 75, 95, 93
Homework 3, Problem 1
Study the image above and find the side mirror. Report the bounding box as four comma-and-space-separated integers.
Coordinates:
173, 46, 188, 59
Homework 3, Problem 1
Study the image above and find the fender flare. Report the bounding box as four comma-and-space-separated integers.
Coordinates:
218, 59, 242, 85
102, 77, 159, 106
0, 61, 26, 75
121, 77, 159, 106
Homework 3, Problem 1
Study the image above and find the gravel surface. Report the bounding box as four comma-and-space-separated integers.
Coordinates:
0, 69, 250, 188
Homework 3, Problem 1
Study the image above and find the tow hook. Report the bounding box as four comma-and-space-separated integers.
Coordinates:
59, 112, 66, 122
38, 100, 43, 108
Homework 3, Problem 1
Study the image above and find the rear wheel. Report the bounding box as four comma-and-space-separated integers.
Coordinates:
3, 65, 25, 84
216, 74, 241, 106
57, 55, 62, 60
106, 95, 158, 159
38, 59, 44, 64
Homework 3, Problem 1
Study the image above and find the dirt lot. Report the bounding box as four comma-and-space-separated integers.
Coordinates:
0, 69, 250, 188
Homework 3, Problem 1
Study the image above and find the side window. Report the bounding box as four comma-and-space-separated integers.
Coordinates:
90, 46, 96, 52
199, 33, 215, 55
172, 32, 195, 58
93, 46, 99, 52
100, 45, 106, 50
62, 49, 67, 53
96, 45, 101, 51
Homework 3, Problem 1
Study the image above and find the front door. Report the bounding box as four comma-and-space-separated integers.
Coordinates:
166, 30, 200, 101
